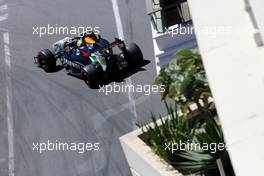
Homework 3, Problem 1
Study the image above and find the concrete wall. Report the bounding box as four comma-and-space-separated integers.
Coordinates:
120, 129, 183, 176
188, 0, 264, 175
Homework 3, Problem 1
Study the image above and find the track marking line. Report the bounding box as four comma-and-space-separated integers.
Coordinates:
0, 4, 7, 11
2, 3, 14, 175
111, 0, 125, 40
0, 13, 7, 22
111, 0, 138, 128
4, 31, 15, 176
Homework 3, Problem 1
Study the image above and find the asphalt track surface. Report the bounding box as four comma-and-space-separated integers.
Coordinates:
0, 0, 166, 175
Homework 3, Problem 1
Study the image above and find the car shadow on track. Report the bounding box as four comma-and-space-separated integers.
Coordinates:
69, 59, 150, 89
104, 59, 150, 85
49, 65, 64, 73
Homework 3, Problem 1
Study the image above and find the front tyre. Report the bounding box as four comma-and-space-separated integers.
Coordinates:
126, 43, 143, 66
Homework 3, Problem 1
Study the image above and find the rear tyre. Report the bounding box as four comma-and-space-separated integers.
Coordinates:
81, 64, 102, 88
126, 43, 143, 66
37, 49, 56, 72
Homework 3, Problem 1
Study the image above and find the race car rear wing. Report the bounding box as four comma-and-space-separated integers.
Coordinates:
99, 38, 125, 52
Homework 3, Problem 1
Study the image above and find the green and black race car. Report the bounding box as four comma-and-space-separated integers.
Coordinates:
34, 32, 144, 88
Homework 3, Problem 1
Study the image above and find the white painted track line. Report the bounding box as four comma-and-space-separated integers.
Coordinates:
0, 13, 8, 22
1, 2, 14, 175
111, 0, 138, 127
111, 0, 125, 40
0, 4, 8, 11
4, 31, 14, 176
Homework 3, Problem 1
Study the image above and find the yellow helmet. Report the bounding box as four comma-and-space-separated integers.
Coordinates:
84, 37, 96, 44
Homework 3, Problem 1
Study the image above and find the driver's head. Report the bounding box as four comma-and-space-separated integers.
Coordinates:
84, 37, 96, 45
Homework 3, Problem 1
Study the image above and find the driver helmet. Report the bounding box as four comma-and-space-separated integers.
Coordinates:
84, 37, 96, 44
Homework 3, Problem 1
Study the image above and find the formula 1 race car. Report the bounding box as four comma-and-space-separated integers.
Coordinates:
34, 32, 143, 87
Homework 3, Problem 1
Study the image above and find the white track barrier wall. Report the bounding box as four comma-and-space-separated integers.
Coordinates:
188, 0, 264, 175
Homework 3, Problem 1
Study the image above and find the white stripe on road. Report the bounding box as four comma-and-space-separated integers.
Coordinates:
4, 32, 15, 176
0, 4, 8, 11
111, 0, 138, 127
126, 78, 138, 121
0, 13, 8, 22
111, 0, 125, 40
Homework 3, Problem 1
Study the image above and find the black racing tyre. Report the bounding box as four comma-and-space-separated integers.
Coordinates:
81, 64, 102, 88
38, 49, 56, 72
126, 43, 143, 66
